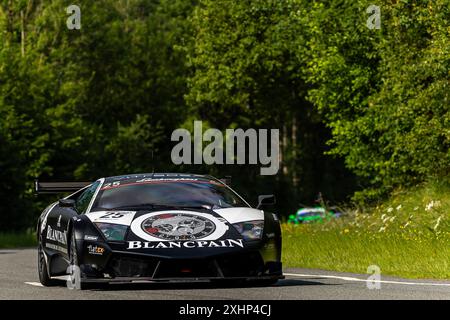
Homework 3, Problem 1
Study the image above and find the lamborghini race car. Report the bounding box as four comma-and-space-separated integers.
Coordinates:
36, 173, 283, 289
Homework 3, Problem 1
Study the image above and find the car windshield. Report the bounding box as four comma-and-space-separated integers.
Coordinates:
298, 212, 324, 218
91, 178, 249, 211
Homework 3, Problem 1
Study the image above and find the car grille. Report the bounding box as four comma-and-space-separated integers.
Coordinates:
109, 255, 159, 278
107, 251, 267, 278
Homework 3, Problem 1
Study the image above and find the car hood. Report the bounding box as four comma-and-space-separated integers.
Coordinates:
85, 207, 264, 257
86, 207, 264, 227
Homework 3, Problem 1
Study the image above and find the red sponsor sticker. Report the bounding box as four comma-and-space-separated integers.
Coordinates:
158, 214, 175, 219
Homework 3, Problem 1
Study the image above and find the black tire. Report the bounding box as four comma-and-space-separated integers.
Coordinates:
69, 231, 79, 268
68, 231, 93, 290
68, 231, 104, 290
69, 232, 85, 290
38, 243, 59, 286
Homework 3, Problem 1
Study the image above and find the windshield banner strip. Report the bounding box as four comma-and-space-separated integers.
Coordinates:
100, 179, 223, 191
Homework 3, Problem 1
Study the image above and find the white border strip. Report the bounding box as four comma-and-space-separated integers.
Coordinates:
24, 282, 44, 287
284, 273, 450, 287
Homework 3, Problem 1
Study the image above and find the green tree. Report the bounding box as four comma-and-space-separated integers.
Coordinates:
185, 0, 357, 212
0, 0, 196, 230
305, 0, 450, 200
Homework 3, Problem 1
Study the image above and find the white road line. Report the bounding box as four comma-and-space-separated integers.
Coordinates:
24, 282, 44, 287
284, 273, 450, 287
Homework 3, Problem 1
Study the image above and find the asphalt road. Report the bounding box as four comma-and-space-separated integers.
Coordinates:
1, 249, 449, 300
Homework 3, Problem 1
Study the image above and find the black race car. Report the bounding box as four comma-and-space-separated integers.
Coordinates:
36, 173, 283, 289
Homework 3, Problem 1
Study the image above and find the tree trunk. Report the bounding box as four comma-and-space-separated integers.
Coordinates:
291, 116, 298, 187
282, 123, 288, 175
20, 10, 25, 57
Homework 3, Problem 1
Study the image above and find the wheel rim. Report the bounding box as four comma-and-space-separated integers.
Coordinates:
38, 244, 46, 279
68, 232, 84, 288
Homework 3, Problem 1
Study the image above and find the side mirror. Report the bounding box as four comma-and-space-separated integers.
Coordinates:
257, 195, 276, 209
59, 199, 75, 208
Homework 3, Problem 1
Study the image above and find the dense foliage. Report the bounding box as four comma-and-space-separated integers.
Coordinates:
0, 0, 448, 231
304, 0, 450, 200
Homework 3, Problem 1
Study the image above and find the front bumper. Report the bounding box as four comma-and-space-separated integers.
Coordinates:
80, 249, 283, 282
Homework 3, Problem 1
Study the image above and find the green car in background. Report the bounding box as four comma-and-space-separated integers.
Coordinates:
288, 207, 342, 224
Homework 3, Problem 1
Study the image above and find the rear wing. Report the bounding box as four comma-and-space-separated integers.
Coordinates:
34, 180, 92, 194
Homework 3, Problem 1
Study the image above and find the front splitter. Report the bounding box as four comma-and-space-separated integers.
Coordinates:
81, 274, 284, 284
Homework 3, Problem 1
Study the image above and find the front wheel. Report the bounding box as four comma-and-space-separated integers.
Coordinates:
68, 231, 93, 290
38, 243, 59, 286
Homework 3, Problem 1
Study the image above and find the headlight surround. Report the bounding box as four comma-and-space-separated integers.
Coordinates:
232, 220, 264, 240
94, 223, 128, 241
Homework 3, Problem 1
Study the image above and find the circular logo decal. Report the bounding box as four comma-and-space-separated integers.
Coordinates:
130, 211, 229, 242
141, 213, 216, 240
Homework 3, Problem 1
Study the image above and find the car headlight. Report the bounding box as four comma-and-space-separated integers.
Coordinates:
94, 223, 128, 241
232, 220, 264, 240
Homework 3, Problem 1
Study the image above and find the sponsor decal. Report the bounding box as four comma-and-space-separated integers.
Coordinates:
131, 211, 229, 242
84, 235, 98, 241
127, 239, 244, 250
45, 243, 68, 254
87, 210, 136, 226
87, 245, 105, 255
142, 213, 216, 241
99, 211, 134, 219
40, 202, 58, 233
217, 217, 227, 223
264, 243, 276, 249
46, 225, 67, 245
101, 181, 121, 190
101, 178, 221, 190
136, 177, 201, 183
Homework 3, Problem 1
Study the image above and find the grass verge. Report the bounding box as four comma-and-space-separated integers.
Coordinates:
282, 225, 449, 279
0, 231, 37, 249
282, 179, 450, 280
